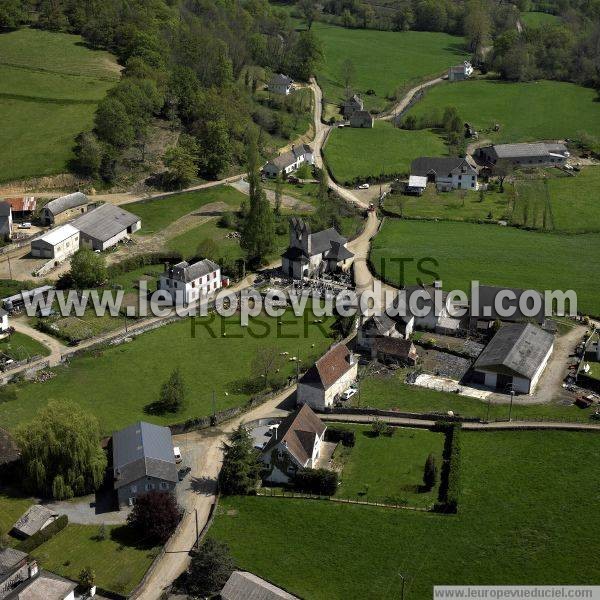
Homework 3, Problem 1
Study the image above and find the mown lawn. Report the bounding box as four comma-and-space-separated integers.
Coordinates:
0, 311, 336, 434
128, 185, 246, 235
0, 489, 35, 540
31, 524, 158, 596
405, 79, 600, 143
0, 331, 50, 360
210, 430, 600, 599
358, 374, 598, 422
0, 28, 119, 182
370, 219, 600, 316
324, 122, 446, 184
520, 11, 559, 26
334, 425, 444, 507
309, 22, 467, 112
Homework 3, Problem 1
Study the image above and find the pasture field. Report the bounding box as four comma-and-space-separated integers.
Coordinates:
0, 311, 336, 434
309, 22, 467, 112
324, 121, 446, 184
210, 430, 600, 599
0, 28, 119, 182
520, 11, 559, 26
334, 425, 444, 507
128, 185, 246, 235
405, 79, 600, 143
370, 219, 600, 316
32, 524, 158, 595
357, 374, 598, 422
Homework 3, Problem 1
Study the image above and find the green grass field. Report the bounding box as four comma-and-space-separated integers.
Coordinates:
358, 374, 598, 422
334, 425, 444, 507
128, 185, 246, 235
0, 28, 119, 182
0, 311, 336, 434
210, 430, 600, 599
31, 524, 158, 595
325, 122, 446, 184
405, 79, 600, 143
371, 219, 600, 316
0, 489, 35, 541
0, 331, 50, 360
309, 22, 467, 112
520, 11, 559, 26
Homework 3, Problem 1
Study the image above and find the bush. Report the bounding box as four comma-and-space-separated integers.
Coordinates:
18, 515, 68, 553
127, 491, 181, 544
293, 468, 338, 496
435, 423, 461, 513
325, 427, 356, 447
107, 252, 182, 278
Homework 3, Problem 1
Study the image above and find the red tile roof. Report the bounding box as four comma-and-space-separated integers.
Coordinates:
300, 343, 354, 389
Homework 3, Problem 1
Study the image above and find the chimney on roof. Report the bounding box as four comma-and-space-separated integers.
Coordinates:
349, 350, 356, 365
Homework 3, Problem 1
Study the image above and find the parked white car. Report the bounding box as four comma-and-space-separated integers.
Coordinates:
173, 446, 182, 463
18, 222, 32, 229
358, 183, 370, 189
341, 387, 358, 400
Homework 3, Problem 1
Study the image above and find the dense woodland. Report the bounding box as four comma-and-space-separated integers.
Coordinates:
0, 0, 322, 185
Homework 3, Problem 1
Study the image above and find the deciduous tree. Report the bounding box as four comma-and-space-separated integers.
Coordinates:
186, 538, 235, 598
70, 248, 107, 288
127, 491, 181, 544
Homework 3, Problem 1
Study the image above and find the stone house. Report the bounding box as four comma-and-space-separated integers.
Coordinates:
448, 61, 473, 81
342, 94, 363, 119
40, 192, 88, 226
262, 145, 314, 179
350, 110, 374, 128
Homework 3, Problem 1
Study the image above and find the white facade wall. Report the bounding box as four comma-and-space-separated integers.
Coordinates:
0, 313, 9, 332
158, 267, 222, 305
270, 82, 291, 95
527, 342, 553, 393
298, 363, 358, 410
436, 173, 477, 191
31, 231, 80, 261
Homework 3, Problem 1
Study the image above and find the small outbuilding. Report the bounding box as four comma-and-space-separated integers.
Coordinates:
448, 61, 473, 82
71, 203, 141, 251
405, 175, 427, 195
30, 225, 79, 262
40, 192, 88, 226
472, 323, 554, 394
221, 571, 299, 600
372, 337, 418, 366
5, 196, 36, 221
11, 505, 58, 539
349, 110, 374, 128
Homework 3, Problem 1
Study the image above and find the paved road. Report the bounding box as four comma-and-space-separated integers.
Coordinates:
132, 387, 295, 600
11, 318, 65, 366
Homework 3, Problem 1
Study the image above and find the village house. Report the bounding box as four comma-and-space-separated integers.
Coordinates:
471, 323, 554, 394
342, 94, 363, 119
297, 343, 358, 410
0, 203, 12, 241
0, 548, 33, 599
372, 337, 418, 366
357, 313, 402, 352
448, 61, 473, 82
30, 225, 79, 262
477, 142, 569, 170
262, 144, 314, 178
261, 404, 327, 484
268, 73, 294, 95
4, 197, 36, 222
411, 157, 478, 191
0, 309, 9, 335
5, 570, 76, 600
349, 110, 374, 128
11, 506, 58, 540
469, 285, 546, 332
158, 259, 222, 305
70, 203, 141, 251
221, 571, 299, 600
112, 421, 178, 508
281, 217, 354, 280
40, 192, 88, 226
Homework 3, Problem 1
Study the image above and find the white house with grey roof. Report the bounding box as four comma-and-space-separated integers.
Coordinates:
472, 323, 554, 394
40, 192, 88, 226
262, 145, 314, 178
261, 404, 327, 483
411, 157, 478, 191
281, 217, 354, 279
30, 225, 79, 262
477, 142, 569, 170
158, 259, 222, 305
112, 421, 178, 507
70, 203, 141, 251
268, 73, 294, 95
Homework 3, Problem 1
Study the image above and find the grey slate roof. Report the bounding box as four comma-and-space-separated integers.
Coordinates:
112, 421, 177, 489
0, 202, 12, 217
71, 203, 140, 242
269, 73, 293, 87
12, 505, 57, 538
474, 323, 554, 380
221, 571, 299, 600
167, 259, 220, 283
485, 142, 568, 159
310, 227, 348, 256
362, 313, 397, 336
0, 548, 27, 579
267, 144, 313, 171
411, 157, 476, 177
44, 192, 87, 217
473, 285, 545, 324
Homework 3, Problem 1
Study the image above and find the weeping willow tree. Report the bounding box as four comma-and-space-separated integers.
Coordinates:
16, 400, 107, 500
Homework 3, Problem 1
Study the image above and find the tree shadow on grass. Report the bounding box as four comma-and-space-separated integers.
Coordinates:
110, 524, 157, 551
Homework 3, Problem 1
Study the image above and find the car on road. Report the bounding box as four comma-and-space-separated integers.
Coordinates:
357, 183, 370, 189
341, 386, 358, 401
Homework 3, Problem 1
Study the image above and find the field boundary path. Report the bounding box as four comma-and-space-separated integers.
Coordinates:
378, 75, 444, 121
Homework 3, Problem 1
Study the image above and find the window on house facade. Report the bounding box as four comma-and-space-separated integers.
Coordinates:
160, 481, 168, 490
131, 485, 137, 493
